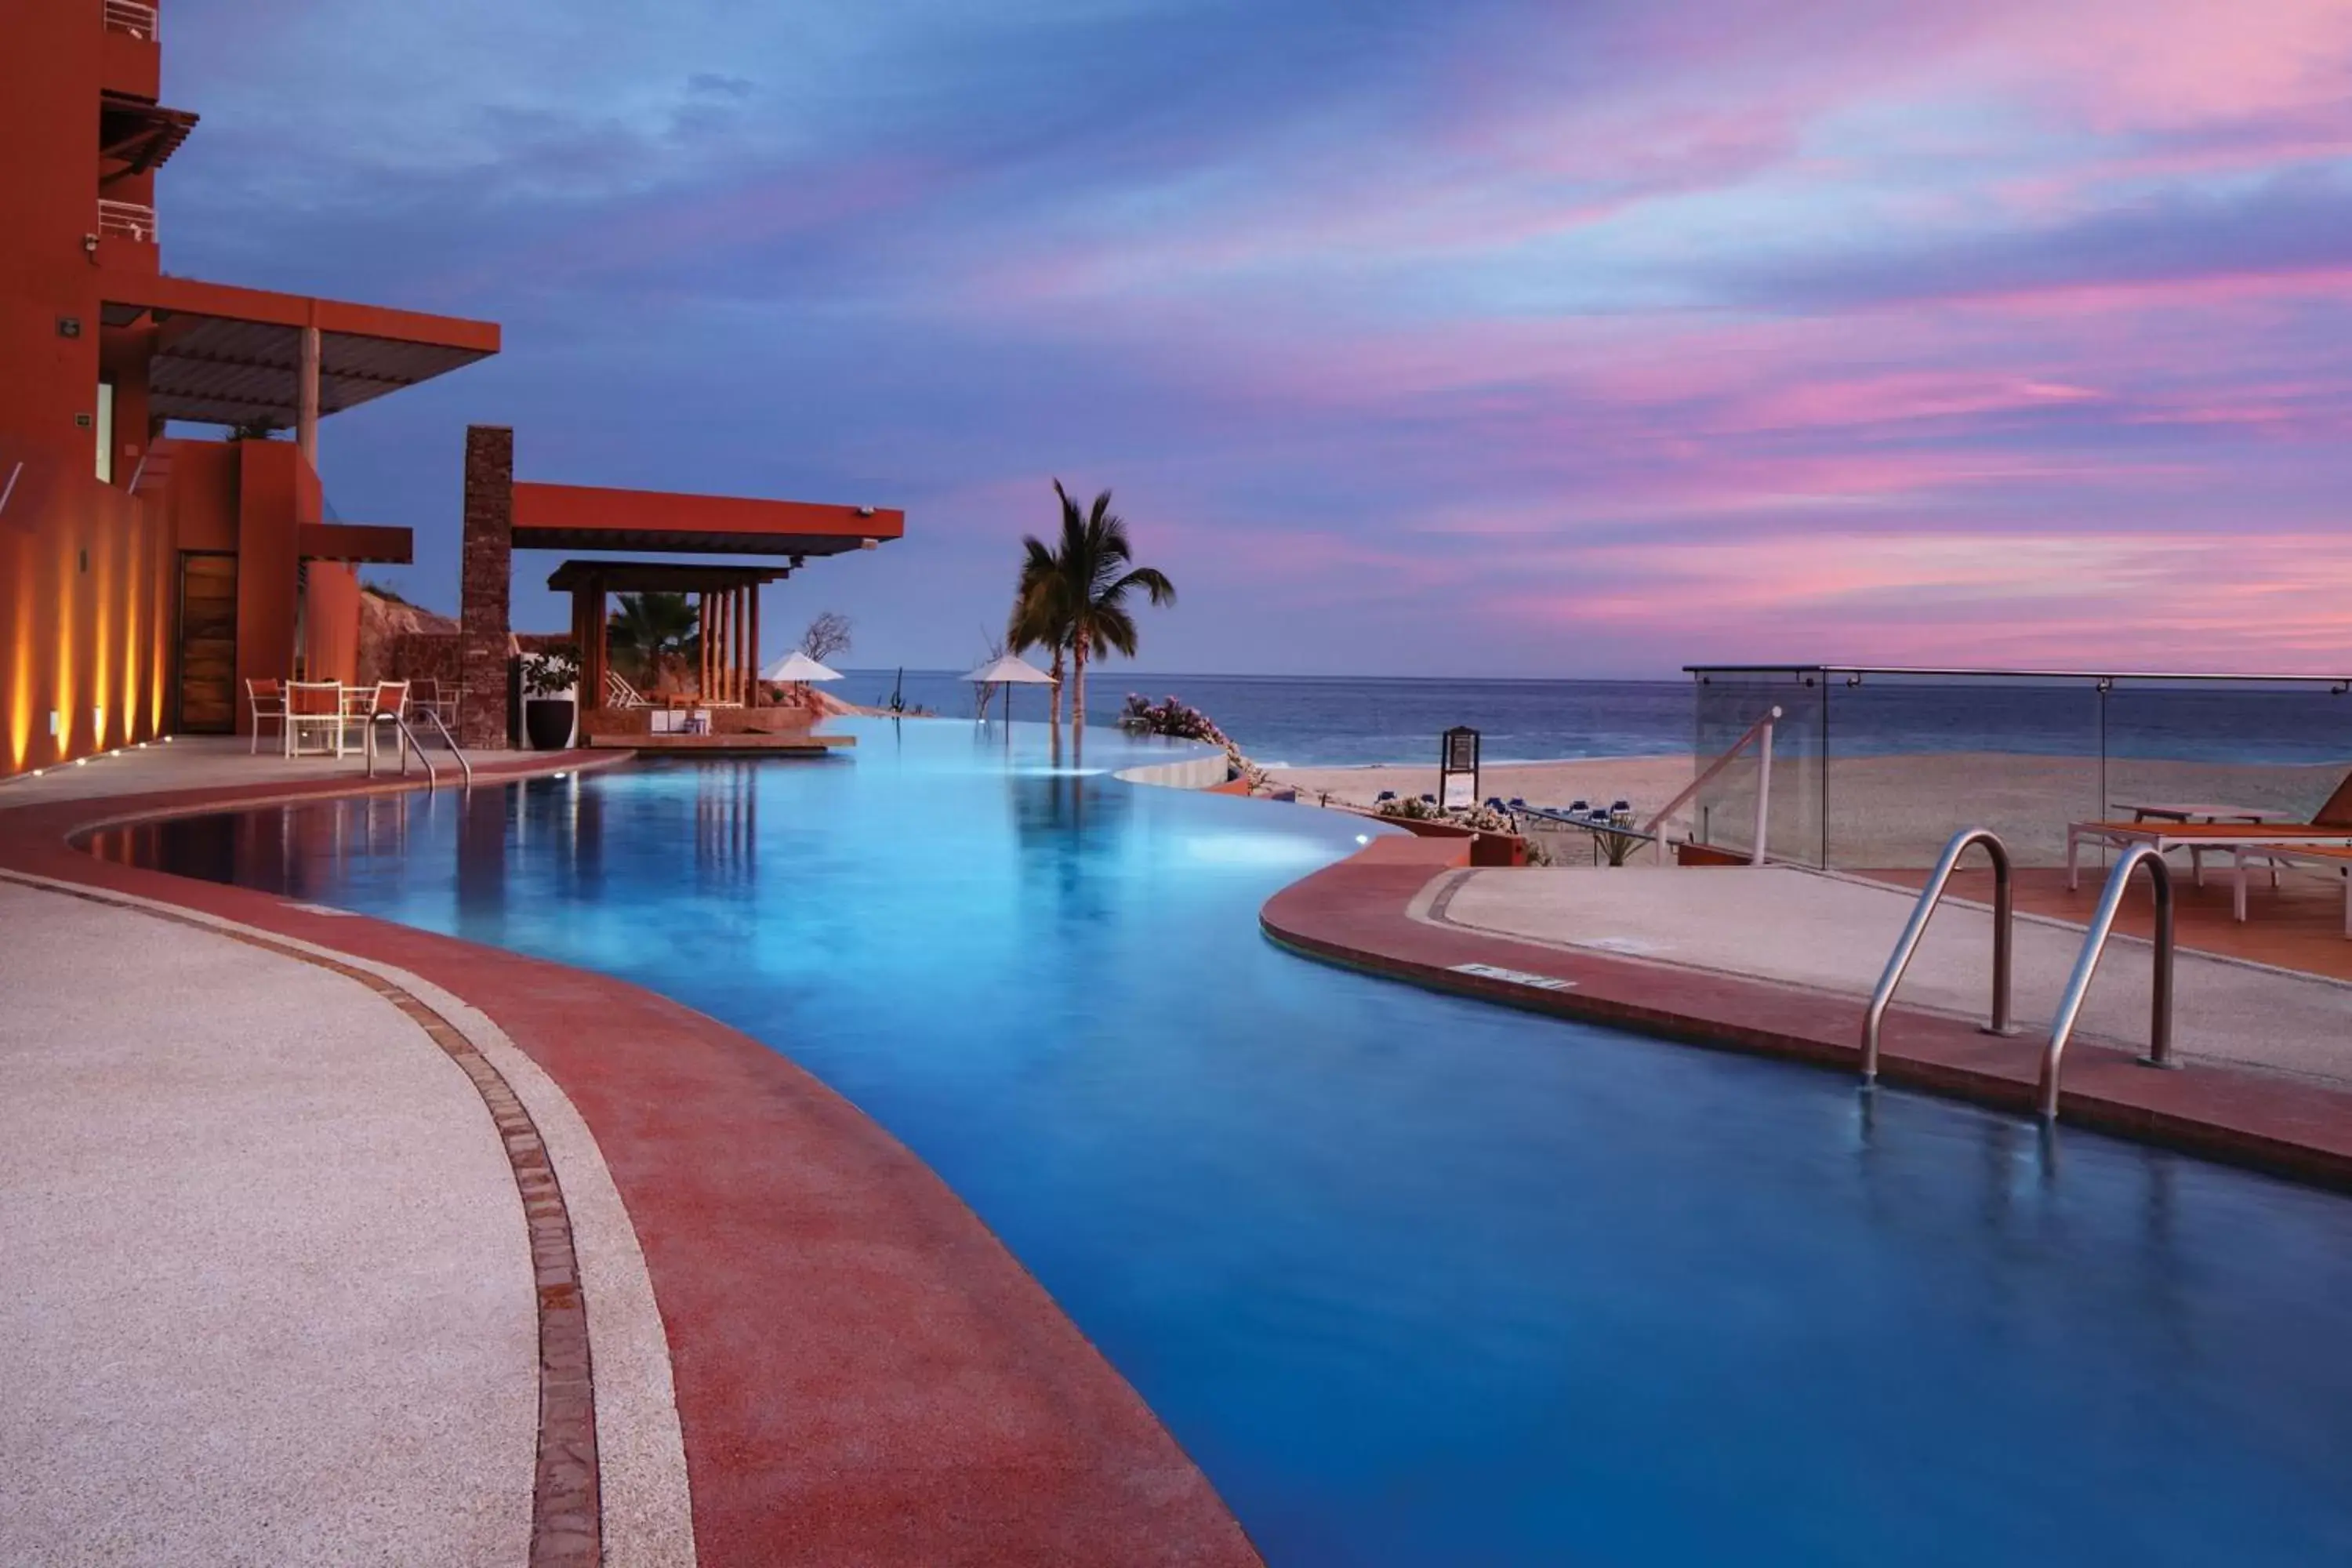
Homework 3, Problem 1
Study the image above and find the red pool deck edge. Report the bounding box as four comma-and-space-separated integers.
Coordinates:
1263, 839, 2352, 1195
0, 756, 1262, 1568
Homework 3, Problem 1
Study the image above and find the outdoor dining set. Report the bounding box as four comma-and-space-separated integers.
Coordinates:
244, 677, 466, 762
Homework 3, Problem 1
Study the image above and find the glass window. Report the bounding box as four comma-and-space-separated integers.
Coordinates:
95, 380, 114, 482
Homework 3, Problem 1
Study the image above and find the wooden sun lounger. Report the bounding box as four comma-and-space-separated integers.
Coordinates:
2066, 821, 2352, 935
2226, 844, 2352, 937
2068, 771, 2352, 936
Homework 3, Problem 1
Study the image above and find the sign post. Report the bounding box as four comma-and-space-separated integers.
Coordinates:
1439, 725, 1480, 811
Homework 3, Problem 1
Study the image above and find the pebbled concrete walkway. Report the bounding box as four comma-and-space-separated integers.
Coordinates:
1435, 866, 2352, 1091
0, 878, 536, 1566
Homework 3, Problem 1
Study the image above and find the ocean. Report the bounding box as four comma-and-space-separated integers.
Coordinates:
835, 672, 1691, 767
833, 670, 2352, 771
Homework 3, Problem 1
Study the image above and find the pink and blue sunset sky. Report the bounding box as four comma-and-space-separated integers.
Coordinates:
167, 0, 2352, 677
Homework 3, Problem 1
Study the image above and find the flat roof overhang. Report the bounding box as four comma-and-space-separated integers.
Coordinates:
96, 272, 499, 428
546, 561, 792, 593
299, 523, 412, 564
100, 93, 198, 180
513, 482, 904, 557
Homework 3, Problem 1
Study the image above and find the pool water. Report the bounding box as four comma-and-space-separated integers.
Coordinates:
118, 719, 2352, 1566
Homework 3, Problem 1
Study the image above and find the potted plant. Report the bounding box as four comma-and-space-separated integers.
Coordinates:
521, 641, 581, 750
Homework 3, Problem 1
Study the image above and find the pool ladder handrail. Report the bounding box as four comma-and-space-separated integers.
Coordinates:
2038, 844, 2176, 1120
365, 708, 473, 790
415, 706, 474, 788
1861, 827, 2016, 1085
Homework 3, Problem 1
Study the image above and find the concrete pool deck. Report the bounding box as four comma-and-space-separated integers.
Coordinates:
0, 878, 540, 1565
0, 749, 1262, 1567
1264, 838, 2352, 1192
1438, 864, 2352, 1092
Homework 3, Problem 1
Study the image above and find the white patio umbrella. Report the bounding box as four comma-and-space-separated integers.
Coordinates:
760, 650, 842, 684
960, 652, 1056, 724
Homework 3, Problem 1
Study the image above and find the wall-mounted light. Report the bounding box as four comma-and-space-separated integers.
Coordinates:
856, 505, 875, 517
81, 235, 97, 260
858, 538, 879, 550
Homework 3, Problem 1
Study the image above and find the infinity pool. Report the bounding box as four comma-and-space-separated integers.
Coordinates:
116, 719, 2352, 1565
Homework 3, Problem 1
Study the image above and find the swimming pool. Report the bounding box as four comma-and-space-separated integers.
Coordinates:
118, 719, 2352, 1565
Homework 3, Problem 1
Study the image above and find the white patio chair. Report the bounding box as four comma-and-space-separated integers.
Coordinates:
245, 678, 287, 755
285, 680, 347, 757
358, 681, 411, 770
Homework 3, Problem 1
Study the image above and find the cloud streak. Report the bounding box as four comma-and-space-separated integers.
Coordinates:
158, 0, 2352, 676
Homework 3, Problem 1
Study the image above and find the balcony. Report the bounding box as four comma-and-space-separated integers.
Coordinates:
103, 1, 158, 40
97, 198, 156, 244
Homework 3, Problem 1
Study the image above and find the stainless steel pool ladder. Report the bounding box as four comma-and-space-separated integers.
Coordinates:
2038, 844, 2176, 1120
366, 707, 474, 790
1861, 828, 2016, 1086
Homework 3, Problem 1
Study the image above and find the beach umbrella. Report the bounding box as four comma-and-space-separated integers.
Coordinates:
760, 650, 842, 684
961, 652, 1056, 724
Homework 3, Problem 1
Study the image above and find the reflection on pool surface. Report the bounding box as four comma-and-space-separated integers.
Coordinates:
112, 718, 2352, 1566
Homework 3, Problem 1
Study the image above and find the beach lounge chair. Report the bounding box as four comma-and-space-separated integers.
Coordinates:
2067, 771, 2352, 934
245, 678, 286, 754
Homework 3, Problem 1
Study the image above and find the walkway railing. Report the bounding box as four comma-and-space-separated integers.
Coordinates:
1682, 663, 2352, 869
96, 199, 156, 244
1642, 706, 1779, 864
2038, 844, 2176, 1120
1860, 828, 2015, 1086
103, 0, 158, 39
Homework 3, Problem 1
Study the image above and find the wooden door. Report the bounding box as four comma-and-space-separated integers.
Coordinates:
176, 554, 238, 733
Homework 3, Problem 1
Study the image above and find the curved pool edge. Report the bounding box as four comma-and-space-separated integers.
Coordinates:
0, 756, 1266, 1568
1260, 840, 2352, 1196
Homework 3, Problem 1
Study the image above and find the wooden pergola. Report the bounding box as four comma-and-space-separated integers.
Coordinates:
547, 560, 791, 710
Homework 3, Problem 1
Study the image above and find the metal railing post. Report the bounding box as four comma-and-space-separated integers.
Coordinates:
416, 709, 473, 789
2038, 844, 2177, 1120
1860, 828, 2016, 1084
1644, 705, 1784, 862
1749, 714, 1774, 866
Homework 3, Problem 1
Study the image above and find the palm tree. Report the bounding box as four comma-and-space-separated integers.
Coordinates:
607, 591, 700, 691
1011, 481, 1174, 733
1008, 537, 1072, 728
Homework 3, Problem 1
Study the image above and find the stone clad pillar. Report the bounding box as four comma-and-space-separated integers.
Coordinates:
459, 424, 514, 748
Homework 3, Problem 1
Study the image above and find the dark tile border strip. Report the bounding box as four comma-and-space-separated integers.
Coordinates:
0, 869, 601, 1568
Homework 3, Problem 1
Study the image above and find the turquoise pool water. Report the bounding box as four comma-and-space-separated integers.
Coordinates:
120, 719, 2352, 1565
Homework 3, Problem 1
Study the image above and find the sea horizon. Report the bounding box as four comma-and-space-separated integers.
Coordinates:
837, 667, 2352, 772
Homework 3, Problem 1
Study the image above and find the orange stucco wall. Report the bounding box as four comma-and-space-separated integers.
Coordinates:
0, 5, 466, 774
303, 561, 361, 685
0, 448, 175, 775
1, 4, 111, 478
169, 441, 238, 552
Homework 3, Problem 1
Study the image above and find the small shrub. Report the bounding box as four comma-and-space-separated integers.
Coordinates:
522, 641, 582, 698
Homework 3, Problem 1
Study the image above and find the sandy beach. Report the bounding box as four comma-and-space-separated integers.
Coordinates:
1267, 751, 2351, 869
